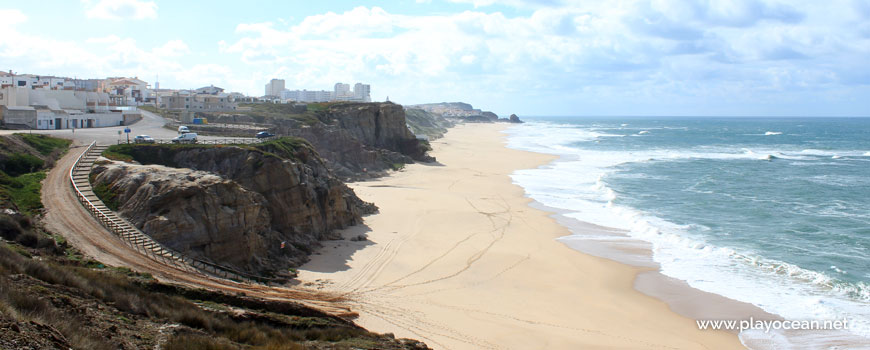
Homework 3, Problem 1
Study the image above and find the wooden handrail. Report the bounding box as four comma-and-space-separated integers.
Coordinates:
68, 141, 281, 284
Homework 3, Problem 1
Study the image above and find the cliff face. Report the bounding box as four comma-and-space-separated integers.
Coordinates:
326, 103, 417, 154
95, 139, 376, 277
276, 102, 433, 181
91, 164, 272, 270
404, 108, 455, 140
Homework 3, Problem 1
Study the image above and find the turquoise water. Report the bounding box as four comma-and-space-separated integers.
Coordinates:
505, 117, 870, 342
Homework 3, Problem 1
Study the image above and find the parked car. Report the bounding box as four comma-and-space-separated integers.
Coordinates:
133, 135, 155, 144
178, 126, 190, 134
255, 131, 275, 139
172, 133, 197, 144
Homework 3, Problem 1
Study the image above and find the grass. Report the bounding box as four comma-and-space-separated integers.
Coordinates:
15, 133, 71, 156
0, 171, 47, 215
102, 148, 133, 162
103, 137, 316, 166
0, 242, 380, 349
0, 153, 44, 177
0, 134, 71, 214
235, 103, 322, 125
91, 180, 120, 211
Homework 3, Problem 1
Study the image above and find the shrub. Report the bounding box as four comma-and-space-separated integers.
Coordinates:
164, 333, 240, 350
0, 154, 43, 177
16, 134, 71, 156
92, 181, 120, 211
0, 215, 23, 240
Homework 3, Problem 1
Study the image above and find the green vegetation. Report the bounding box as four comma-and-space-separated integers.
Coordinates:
255, 136, 315, 161
0, 153, 43, 177
103, 137, 316, 166
16, 133, 71, 156
101, 147, 134, 162
237, 103, 323, 125
0, 238, 414, 349
91, 180, 120, 211
0, 172, 47, 215
0, 134, 70, 215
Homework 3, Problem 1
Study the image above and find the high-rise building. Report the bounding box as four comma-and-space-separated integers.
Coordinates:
264, 78, 285, 97
334, 83, 351, 98
353, 83, 371, 102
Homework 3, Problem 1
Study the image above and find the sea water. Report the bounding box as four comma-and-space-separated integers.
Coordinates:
504, 117, 870, 346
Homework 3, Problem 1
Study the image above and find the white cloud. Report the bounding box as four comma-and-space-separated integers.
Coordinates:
217, 2, 868, 114
84, 0, 157, 20
0, 11, 201, 88
0, 9, 27, 28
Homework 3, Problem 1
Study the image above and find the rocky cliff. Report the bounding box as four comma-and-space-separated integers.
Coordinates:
94, 138, 376, 277
276, 102, 434, 180
404, 108, 455, 140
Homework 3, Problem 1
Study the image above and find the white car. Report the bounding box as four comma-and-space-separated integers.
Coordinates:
133, 135, 155, 144
178, 125, 190, 134
171, 133, 197, 144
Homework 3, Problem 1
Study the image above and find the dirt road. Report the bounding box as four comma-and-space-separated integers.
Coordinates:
41, 144, 354, 316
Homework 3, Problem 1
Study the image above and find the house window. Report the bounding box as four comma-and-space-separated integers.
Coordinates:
17, 81, 26, 86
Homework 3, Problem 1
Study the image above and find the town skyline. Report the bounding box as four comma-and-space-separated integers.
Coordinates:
1, 1, 868, 117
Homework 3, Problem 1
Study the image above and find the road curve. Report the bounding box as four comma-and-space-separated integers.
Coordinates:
41, 141, 354, 317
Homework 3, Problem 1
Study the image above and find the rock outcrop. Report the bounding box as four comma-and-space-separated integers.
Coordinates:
277, 102, 434, 181
404, 108, 455, 140
509, 114, 524, 123
91, 164, 272, 270
481, 111, 499, 121
93, 138, 376, 277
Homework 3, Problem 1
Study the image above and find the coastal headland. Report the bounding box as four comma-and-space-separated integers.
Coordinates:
298, 123, 743, 349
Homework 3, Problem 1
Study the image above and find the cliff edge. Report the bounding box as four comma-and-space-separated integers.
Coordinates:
95, 138, 376, 278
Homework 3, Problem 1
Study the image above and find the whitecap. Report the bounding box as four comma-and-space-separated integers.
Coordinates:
765, 131, 783, 135
638, 130, 650, 135
832, 155, 842, 159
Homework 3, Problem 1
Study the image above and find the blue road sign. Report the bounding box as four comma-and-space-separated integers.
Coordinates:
124, 127, 131, 133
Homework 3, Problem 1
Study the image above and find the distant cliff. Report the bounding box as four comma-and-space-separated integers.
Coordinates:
94, 138, 376, 278
275, 102, 434, 181
404, 108, 455, 140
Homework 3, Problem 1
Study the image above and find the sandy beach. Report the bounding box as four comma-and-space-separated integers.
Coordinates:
298, 123, 743, 349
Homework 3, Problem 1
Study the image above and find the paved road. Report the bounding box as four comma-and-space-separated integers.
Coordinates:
1, 109, 251, 145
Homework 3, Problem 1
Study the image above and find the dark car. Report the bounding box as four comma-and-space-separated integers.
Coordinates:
255, 131, 275, 139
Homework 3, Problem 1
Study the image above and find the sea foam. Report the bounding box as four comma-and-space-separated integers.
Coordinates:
504, 120, 870, 345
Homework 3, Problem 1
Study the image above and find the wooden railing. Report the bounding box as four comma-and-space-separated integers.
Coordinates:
69, 141, 281, 284
118, 138, 266, 145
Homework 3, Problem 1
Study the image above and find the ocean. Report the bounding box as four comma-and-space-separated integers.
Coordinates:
504, 117, 870, 347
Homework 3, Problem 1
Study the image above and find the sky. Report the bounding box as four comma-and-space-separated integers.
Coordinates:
1, 0, 869, 117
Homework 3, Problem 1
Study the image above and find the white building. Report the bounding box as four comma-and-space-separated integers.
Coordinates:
0, 72, 133, 129
282, 89, 333, 103
353, 83, 371, 102
265, 79, 285, 97
105, 77, 151, 106
334, 83, 352, 100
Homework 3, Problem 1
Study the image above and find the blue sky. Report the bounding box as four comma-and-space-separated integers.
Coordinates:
1, 0, 868, 116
